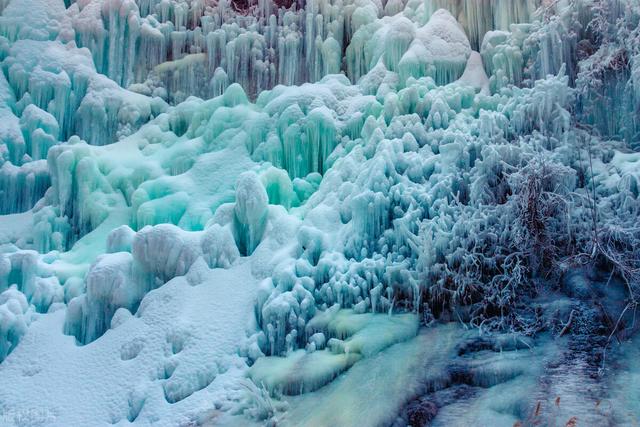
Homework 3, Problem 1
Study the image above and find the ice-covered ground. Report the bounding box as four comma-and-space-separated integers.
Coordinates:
1, 262, 258, 426
1, 0, 640, 425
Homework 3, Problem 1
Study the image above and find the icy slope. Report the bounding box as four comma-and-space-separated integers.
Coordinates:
0, 0, 640, 426
0, 262, 259, 426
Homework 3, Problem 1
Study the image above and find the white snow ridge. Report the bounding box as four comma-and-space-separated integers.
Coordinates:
1, 0, 640, 426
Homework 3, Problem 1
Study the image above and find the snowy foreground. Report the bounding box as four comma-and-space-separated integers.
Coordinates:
1, 0, 640, 425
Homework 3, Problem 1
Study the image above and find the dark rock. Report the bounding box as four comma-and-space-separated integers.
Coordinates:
406, 399, 438, 427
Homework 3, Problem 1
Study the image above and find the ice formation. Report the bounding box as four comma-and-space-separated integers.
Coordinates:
1, 0, 640, 425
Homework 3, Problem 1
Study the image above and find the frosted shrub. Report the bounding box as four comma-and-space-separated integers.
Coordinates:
235, 378, 286, 424
510, 158, 574, 276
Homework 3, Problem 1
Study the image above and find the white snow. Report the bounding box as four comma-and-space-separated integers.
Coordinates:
0, 261, 258, 426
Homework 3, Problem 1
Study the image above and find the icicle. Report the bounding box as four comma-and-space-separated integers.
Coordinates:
233, 172, 268, 256
63, 252, 153, 344
102, 0, 141, 87
0, 161, 50, 214
210, 67, 229, 98
0, 286, 30, 362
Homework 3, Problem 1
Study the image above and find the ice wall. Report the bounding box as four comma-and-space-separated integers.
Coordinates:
0, 35, 167, 215
0, 0, 639, 425
5, 0, 543, 104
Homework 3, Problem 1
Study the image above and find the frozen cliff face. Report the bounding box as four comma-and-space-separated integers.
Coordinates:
1, 0, 640, 425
